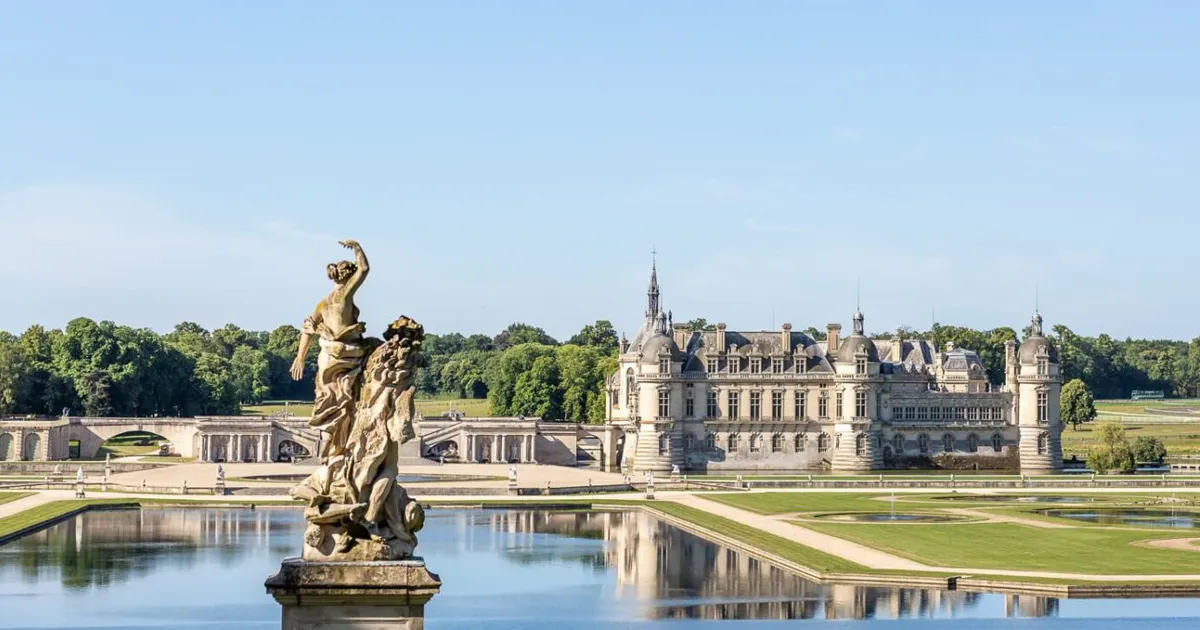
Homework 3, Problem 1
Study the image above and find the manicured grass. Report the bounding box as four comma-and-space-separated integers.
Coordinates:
644, 500, 871, 574
0, 492, 32, 506
1062, 421, 1200, 457
802, 520, 1200, 575
0, 499, 138, 540
243, 397, 493, 418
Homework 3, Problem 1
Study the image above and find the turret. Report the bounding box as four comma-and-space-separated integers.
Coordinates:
1016, 311, 1062, 472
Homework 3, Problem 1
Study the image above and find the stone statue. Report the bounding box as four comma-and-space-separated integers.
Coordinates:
216, 464, 226, 482
508, 464, 517, 484
289, 240, 427, 562
75, 466, 84, 482
53, 464, 62, 476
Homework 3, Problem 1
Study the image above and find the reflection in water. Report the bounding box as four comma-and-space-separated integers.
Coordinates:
1042, 509, 1200, 529
2, 507, 1200, 628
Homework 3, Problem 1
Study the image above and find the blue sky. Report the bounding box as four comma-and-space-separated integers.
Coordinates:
1, 2, 1197, 341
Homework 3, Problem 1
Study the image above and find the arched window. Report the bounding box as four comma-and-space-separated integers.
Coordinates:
750, 433, 762, 453
942, 433, 954, 453
706, 433, 715, 450
684, 433, 695, 452
892, 433, 904, 454
855, 433, 867, 457
657, 433, 670, 456
967, 433, 979, 453
817, 432, 830, 452
625, 368, 634, 406
918, 433, 930, 454
1037, 432, 1048, 455
771, 433, 784, 453
729, 433, 740, 453
992, 433, 1003, 453
794, 434, 806, 452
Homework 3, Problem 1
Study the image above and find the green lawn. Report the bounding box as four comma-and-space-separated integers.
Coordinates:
0, 499, 139, 540
803, 520, 1200, 575
1062, 421, 1200, 457
243, 397, 493, 418
0, 492, 32, 506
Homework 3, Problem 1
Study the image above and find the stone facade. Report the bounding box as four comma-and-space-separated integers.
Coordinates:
606, 264, 1062, 474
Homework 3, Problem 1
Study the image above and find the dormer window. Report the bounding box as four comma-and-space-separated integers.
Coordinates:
1037, 358, 1048, 376
659, 357, 670, 373
772, 358, 783, 374
706, 358, 718, 373
855, 357, 867, 375
750, 358, 761, 374
729, 358, 741, 374
797, 357, 807, 374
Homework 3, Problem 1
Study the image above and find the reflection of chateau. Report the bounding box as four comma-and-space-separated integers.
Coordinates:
462, 509, 1058, 621
607, 263, 1064, 473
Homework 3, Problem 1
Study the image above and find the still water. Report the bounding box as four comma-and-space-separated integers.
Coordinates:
3, 507, 1200, 629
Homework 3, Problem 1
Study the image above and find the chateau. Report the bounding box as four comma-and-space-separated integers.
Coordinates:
606, 264, 1063, 474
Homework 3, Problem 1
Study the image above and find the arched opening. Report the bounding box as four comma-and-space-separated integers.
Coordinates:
817, 432, 830, 452
22, 433, 41, 461
967, 433, 979, 453
771, 433, 784, 453
855, 433, 867, 457
942, 433, 954, 453
918, 433, 930, 454
794, 434, 806, 452
892, 433, 904, 454
101, 430, 171, 460
277, 439, 312, 462
705, 433, 715, 451
0, 433, 13, 461
658, 433, 670, 456
428, 439, 459, 459
992, 433, 1003, 453
683, 433, 695, 452
1037, 432, 1048, 455
728, 433, 740, 453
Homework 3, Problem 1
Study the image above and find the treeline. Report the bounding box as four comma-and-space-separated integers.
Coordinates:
3, 316, 1198, 421
0, 319, 621, 422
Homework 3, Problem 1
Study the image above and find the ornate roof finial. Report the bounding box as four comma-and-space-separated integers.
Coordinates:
645, 249, 661, 318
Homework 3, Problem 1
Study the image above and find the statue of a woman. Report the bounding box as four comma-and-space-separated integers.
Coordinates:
292, 240, 370, 458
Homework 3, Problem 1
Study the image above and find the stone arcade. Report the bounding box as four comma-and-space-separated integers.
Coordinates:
607, 263, 1063, 474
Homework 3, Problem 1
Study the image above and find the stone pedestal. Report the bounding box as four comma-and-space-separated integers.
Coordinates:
265, 558, 440, 630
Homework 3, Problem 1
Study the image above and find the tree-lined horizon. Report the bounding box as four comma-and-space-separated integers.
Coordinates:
2, 317, 1198, 420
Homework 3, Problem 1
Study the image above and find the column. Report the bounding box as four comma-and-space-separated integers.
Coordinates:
466, 435, 475, 462
266, 434, 274, 462
492, 435, 500, 462
201, 435, 209, 462
520, 435, 528, 462
528, 434, 536, 463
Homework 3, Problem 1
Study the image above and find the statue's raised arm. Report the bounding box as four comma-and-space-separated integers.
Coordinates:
338, 239, 369, 296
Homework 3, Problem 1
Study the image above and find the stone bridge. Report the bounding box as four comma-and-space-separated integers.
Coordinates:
0, 415, 321, 462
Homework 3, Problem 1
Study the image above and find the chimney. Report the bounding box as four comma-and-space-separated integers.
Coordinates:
826, 323, 842, 354
894, 328, 905, 361
716, 322, 727, 351
672, 324, 690, 349
780, 323, 792, 354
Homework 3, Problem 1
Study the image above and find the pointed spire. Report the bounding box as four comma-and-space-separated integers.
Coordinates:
645, 250, 661, 317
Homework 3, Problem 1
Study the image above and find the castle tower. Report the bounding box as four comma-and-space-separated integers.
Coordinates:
1016, 312, 1063, 472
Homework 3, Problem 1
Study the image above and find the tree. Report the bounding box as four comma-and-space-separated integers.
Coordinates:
1060, 379, 1096, 431
485, 343, 557, 415
192, 353, 240, 414
493, 323, 557, 351
230, 346, 271, 404
567, 320, 619, 355
0, 332, 23, 415
684, 318, 716, 331
1087, 420, 1135, 474
1131, 436, 1167, 464
511, 354, 562, 419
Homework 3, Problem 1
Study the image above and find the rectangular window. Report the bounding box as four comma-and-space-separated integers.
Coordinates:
835, 392, 843, 418
957, 407, 967, 420
771, 391, 783, 420
729, 359, 740, 374
750, 358, 761, 374
750, 391, 762, 419
772, 358, 783, 374
855, 391, 867, 418
706, 391, 718, 417
968, 407, 979, 421
1037, 391, 1048, 424
797, 357, 807, 374
707, 358, 718, 373
658, 390, 670, 417
855, 358, 867, 375
917, 406, 928, 421
795, 391, 806, 420
904, 406, 916, 421
1037, 358, 1048, 376
685, 396, 694, 418
818, 395, 828, 418
659, 357, 670, 373
728, 391, 740, 419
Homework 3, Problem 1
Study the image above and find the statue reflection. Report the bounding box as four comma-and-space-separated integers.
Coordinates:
462, 509, 1059, 621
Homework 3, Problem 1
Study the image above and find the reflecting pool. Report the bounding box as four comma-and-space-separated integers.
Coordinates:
1042, 509, 1200, 528
3, 507, 1200, 629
